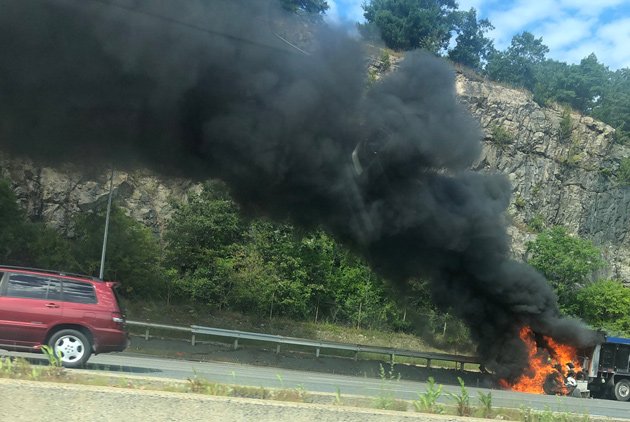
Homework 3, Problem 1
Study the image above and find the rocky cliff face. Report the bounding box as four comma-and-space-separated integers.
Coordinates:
456, 73, 630, 284
1, 73, 628, 283
0, 156, 195, 236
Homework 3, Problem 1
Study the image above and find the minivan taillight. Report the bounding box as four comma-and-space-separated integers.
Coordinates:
112, 312, 125, 324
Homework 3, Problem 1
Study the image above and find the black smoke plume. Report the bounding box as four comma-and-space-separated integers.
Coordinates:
0, 0, 600, 379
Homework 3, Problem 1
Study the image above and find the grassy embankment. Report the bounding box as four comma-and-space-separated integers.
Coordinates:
124, 300, 475, 369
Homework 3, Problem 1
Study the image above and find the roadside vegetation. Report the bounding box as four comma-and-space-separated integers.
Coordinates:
0, 356, 595, 421
2, 172, 629, 354
0, 178, 475, 352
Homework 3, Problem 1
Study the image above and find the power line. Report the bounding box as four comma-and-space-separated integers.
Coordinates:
62, 0, 308, 56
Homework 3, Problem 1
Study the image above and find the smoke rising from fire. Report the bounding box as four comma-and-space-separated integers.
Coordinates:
0, 0, 601, 379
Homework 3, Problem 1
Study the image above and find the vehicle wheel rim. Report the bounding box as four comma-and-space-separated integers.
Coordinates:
54, 335, 85, 364
620, 383, 630, 398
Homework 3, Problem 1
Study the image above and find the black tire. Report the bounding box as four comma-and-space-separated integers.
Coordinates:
48, 329, 91, 368
614, 379, 630, 402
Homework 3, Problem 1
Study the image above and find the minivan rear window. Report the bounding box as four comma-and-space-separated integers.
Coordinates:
62, 280, 97, 304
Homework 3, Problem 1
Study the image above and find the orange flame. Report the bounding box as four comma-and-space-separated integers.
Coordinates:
500, 326, 581, 395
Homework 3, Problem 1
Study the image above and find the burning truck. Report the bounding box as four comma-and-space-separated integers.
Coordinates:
580, 335, 630, 401
499, 327, 630, 401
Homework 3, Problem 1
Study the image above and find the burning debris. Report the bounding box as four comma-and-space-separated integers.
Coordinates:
499, 326, 584, 395
0, 0, 601, 380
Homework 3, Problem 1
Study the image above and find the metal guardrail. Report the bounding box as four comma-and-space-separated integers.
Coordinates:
126, 320, 480, 369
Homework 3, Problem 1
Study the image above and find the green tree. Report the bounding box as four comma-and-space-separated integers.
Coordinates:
361, 0, 459, 53
533, 54, 608, 113
573, 53, 608, 113
593, 67, 630, 143
532, 59, 576, 106
486, 31, 549, 90
163, 180, 408, 327
279, 0, 329, 14
24, 223, 76, 270
448, 8, 494, 70
232, 221, 313, 318
573, 280, 630, 336
71, 206, 164, 298
527, 226, 604, 309
0, 179, 29, 263
0, 179, 74, 268
165, 181, 244, 274
164, 181, 245, 306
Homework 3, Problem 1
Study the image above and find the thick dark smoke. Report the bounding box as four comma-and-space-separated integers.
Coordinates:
0, 0, 600, 379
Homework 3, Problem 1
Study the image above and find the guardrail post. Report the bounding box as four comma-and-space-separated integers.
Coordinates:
191, 334, 196, 347
390, 353, 395, 365
316, 347, 320, 358
426, 358, 432, 368
233, 339, 239, 350
276, 345, 281, 354
145, 328, 150, 341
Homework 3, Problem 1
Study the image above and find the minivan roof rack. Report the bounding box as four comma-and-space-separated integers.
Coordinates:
0, 265, 102, 281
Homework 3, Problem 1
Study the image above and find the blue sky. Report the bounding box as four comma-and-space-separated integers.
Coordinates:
326, 0, 630, 70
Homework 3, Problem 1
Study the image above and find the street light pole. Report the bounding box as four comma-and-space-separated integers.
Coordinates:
99, 168, 115, 280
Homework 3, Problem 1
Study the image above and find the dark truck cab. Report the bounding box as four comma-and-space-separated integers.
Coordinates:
582, 336, 630, 401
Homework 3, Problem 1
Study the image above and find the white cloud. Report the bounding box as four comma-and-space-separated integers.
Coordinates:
554, 40, 603, 64
326, 0, 364, 25
326, 0, 342, 25
558, 0, 627, 16
536, 17, 630, 69
536, 16, 595, 50
486, 0, 561, 48
595, 17, 630, 68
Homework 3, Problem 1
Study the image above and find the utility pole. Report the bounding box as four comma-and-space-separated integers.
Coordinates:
99, 168, 115, 280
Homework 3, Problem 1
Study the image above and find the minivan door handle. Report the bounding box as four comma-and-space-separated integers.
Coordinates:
45, 303, 60, 308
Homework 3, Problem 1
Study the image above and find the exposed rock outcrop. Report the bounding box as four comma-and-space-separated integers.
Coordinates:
1, 72, 628, 283
456, 74, 630, 283
0, 156, 195, 236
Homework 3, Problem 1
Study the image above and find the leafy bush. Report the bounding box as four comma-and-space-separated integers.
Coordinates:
413, 377, 443, 413
373, 363, 406, 410
573, 280, 630, 336
558, 107, 573, 142
618, 158, 630, 186
490, 125, 513, 147
527, 214, 546, 232
0, 179, 75, 268
477, 391, 493, 418
447, 377, 471, 416
70, 206, 165, 298
527, 226, 604, 310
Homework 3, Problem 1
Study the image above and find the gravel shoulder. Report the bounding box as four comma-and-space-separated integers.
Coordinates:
0, 378, 482, 422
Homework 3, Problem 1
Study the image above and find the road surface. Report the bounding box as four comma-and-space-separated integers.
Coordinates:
3, 350, 629, 419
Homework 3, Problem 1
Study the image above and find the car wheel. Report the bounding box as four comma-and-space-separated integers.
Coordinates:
614, 379, 630, 401
48, 329, 91, 368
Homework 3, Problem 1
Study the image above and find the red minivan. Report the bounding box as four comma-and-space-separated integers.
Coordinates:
0, 266, 129, 367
